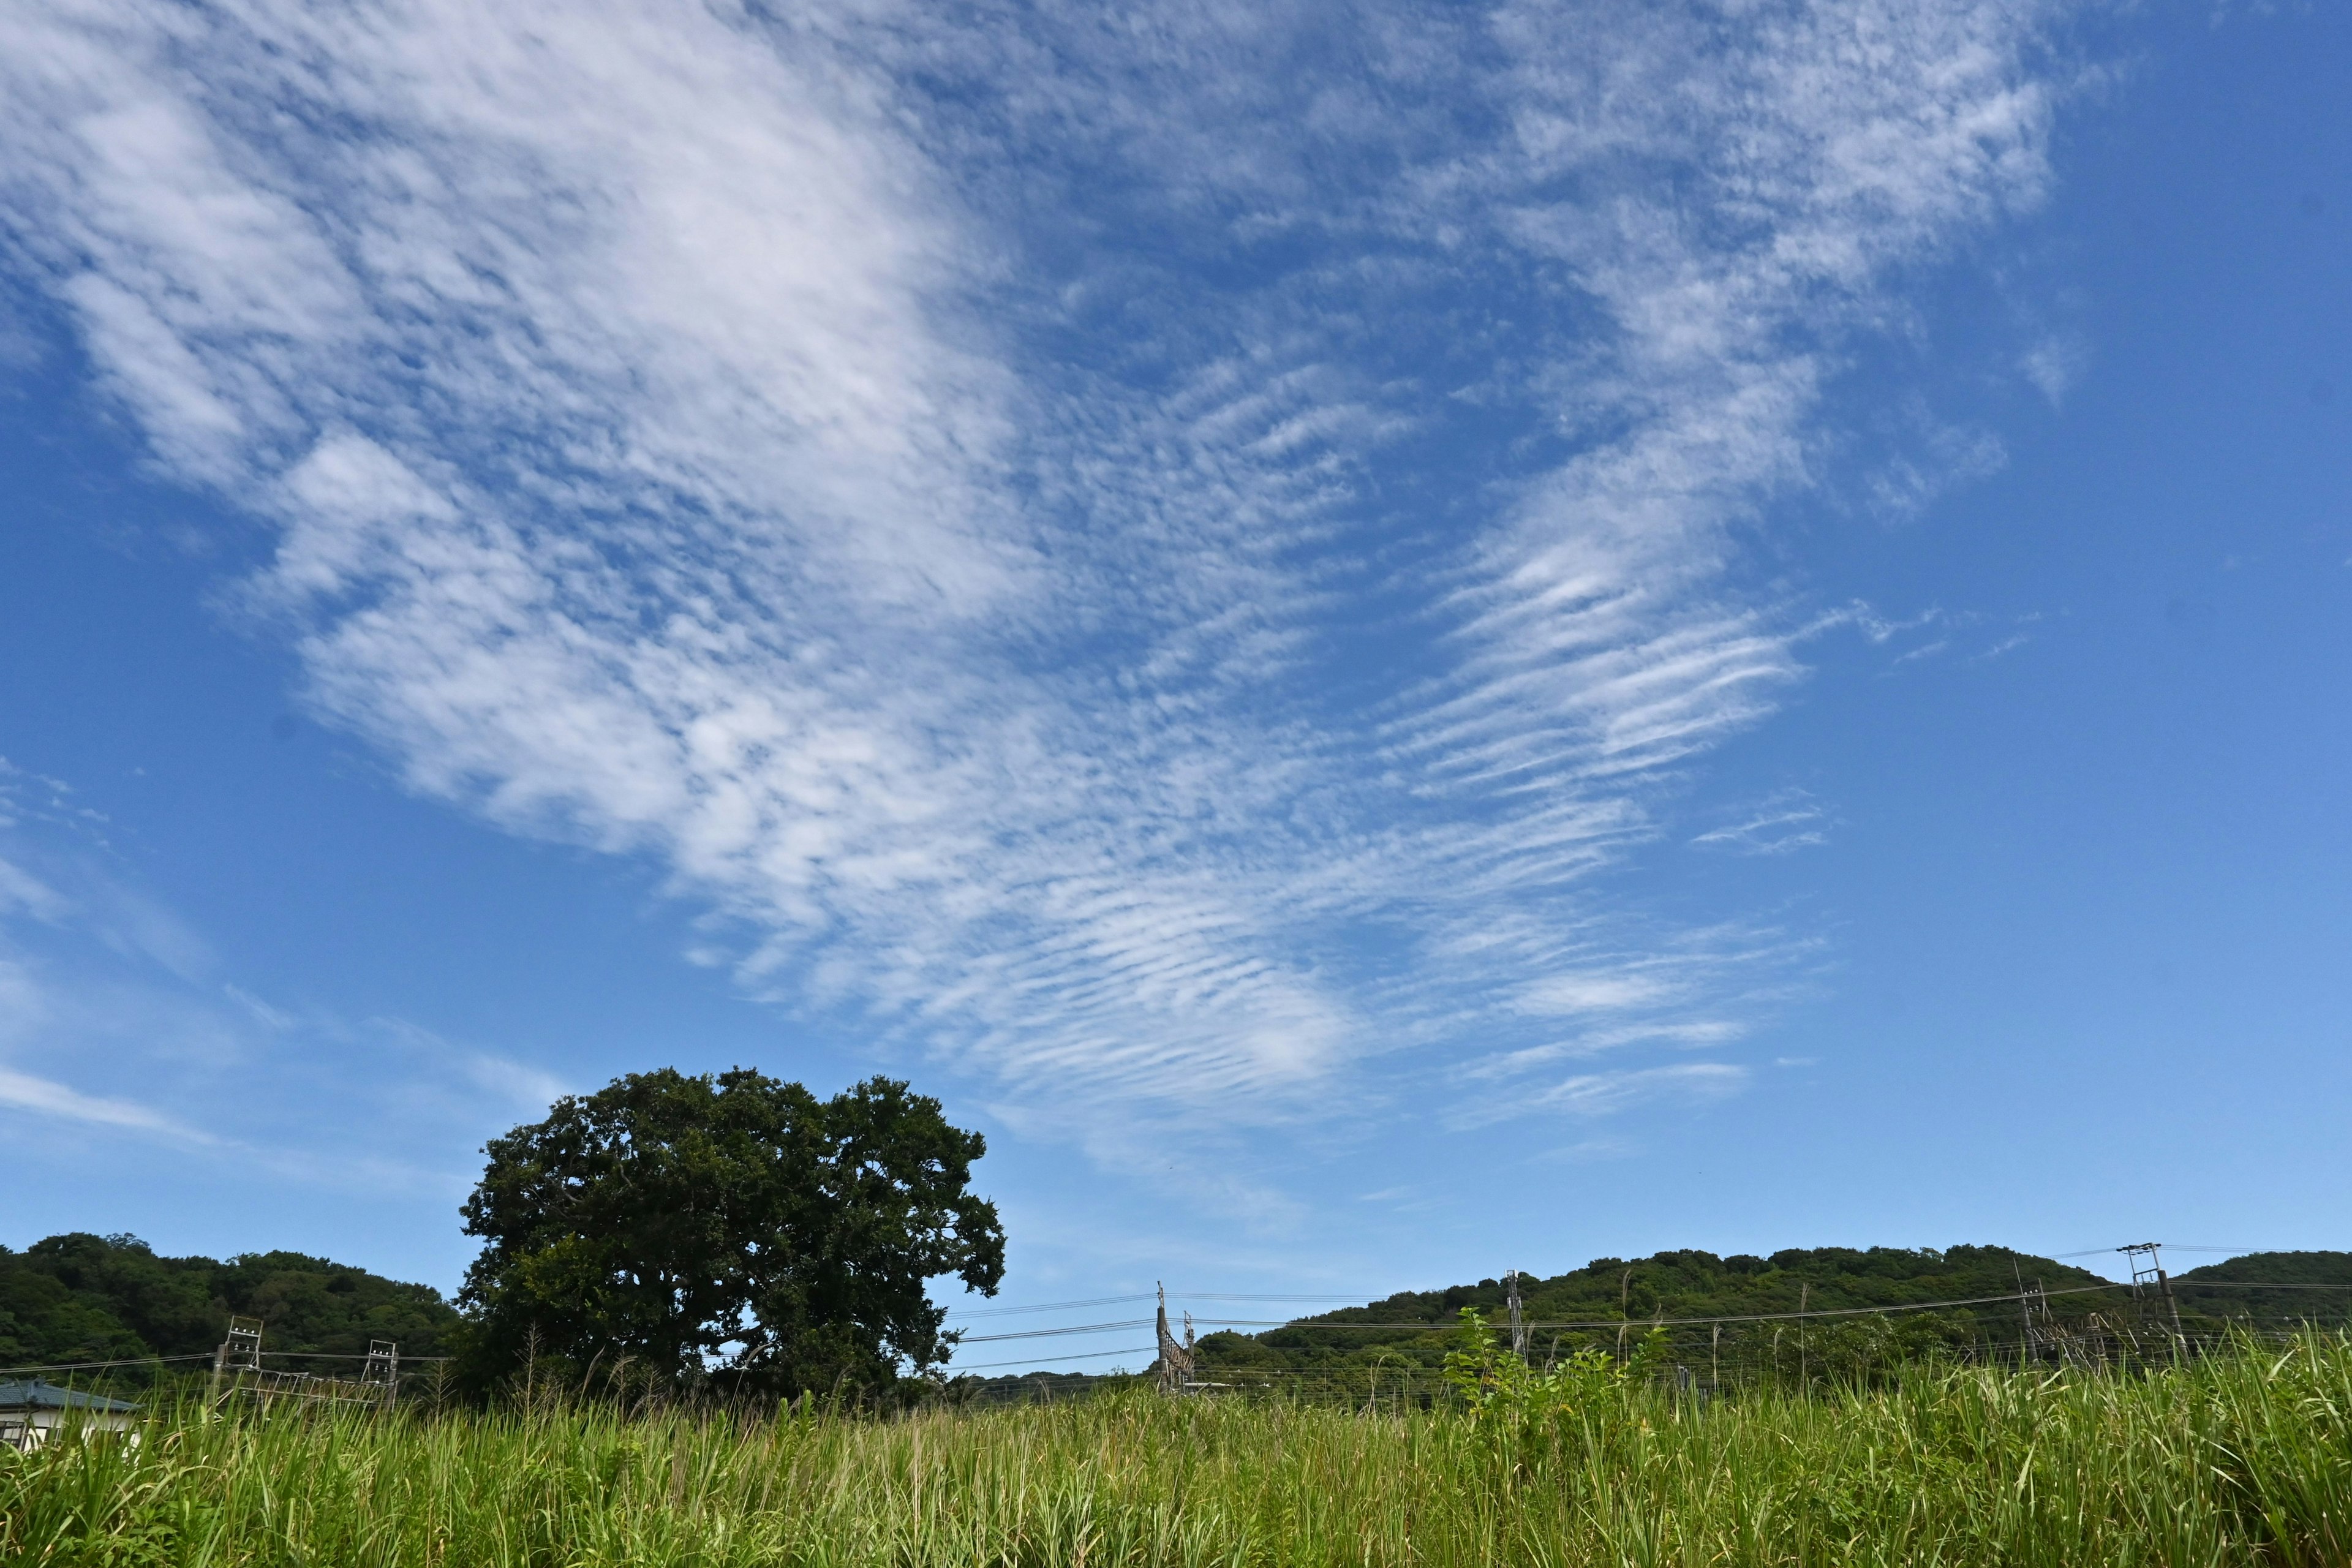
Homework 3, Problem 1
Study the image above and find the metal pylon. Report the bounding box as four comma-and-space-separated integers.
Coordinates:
1155, 1283, 1197, 1393
359, 1340, 401, 1408
2118, 1242, 2185, 1352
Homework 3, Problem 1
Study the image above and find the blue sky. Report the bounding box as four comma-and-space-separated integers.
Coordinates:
1, 0, 2346, 1373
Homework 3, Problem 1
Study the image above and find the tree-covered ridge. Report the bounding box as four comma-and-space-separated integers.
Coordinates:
1312, 1246, 2112, 1329
1201, 1246, 2109, 1363
2177, 1251, 2352, 1286
2171, 1251, 2352, 1327
0, 1233, 460, 1371
1189, 1246, 2352, 1389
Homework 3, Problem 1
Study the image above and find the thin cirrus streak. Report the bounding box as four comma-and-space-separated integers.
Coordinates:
0, 0, 2068, 1133
0, 757, 569, 1182
0, 1063, 208, 1140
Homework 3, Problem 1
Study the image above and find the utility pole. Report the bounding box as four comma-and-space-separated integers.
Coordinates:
2013, 1261, 2038, 1365
1798, 1283, 1809, 1389
1154, 1283, 1196, 1394
1506, 1270, 1528, 1358
2119, 1243, 2184, 1355
360, 1340, 401, 1410
211, 1317, 263, 1408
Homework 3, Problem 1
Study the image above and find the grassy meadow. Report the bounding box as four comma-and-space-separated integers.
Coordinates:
7, 1332, 2351, 1567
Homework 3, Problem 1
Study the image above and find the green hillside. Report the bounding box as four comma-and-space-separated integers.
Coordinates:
2178, 1251, 2352, 1284
1188, 1245, 2352, 1395
15, 1232, 2345, 1404
0, 1233, 460, 1381
2173, 1251, 2352, 1327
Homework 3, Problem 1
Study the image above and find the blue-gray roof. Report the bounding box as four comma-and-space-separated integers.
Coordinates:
0, 1379, 142, 1413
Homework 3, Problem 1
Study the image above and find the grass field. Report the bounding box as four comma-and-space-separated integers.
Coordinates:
7, 1332, 2350, 1566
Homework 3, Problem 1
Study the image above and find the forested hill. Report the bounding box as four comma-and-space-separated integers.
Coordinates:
2172, 1251, 2352, 1321
1308, 1246, 2110, 1329
0, 1233, 461, 1370
2177, 1251, 2352, 1285
1189, 1245, 2352, 1385
1251, 1241, 2117, 1354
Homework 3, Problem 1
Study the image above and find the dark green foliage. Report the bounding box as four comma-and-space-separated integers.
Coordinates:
0, 1232, 460, 1374
1194, 1245, 2320, 1394
458, 1068, 1005, 1399
2176, 1251, 2352, 1329
1268, 1242, 2107, 1336
2180, 1251, 2352, 1285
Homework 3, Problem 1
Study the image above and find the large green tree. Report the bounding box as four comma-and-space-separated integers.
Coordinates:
457, 1069, 1003, 1396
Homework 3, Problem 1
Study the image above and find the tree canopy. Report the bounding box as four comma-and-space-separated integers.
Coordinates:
458, 1068, 1004, 1397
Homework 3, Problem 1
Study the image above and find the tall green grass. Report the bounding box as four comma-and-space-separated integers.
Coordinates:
6, 1332, 2349, 1566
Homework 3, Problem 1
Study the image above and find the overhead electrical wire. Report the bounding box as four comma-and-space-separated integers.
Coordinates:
945, 1294, 1157, 1319
943, 1280, 2352, 1371
946, 1291, 1377, 1321
0, 1354, 213, 1376
952, 1346, 1158, 1371
955, 1319, 1154, 1343
16, 1274, 2341, 1382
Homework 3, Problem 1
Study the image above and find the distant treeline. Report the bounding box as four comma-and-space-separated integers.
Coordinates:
0, 1233, 461, 1375
12, 1232, 2348, 1400
1176, 1246, 2352, 1396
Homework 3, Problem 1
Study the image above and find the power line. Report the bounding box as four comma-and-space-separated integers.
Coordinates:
956, 1319, 1153, 1343
946, 1279, 2352, 1367
11, 1353, 451, 1373
23, 1280, 2332, 1382
1526, 1283, 2133, 1328
1171, 1294, 1385, 1303
954, 1345, 1158, 1371
2052, 1245, 2258, 1258
255, 1352, 453, 1362
946, 1291, 1381, 1321
0, 1354, 213, 1376
947, 1294, 1156, 1319
1248, 1283, 2146, 1333
2168, 1281, 2352, 1291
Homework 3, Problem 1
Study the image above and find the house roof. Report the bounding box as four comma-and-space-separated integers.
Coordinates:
0, 1379, 142, 1413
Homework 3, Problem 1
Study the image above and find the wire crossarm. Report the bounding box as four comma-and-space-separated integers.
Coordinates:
209, 1319, 402, 1412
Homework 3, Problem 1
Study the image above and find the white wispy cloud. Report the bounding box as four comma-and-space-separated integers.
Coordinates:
1452, 1061, 1751, 1129
0, 855, 69, 921
1539, 1063, 1751, 1118
0, 0, 2075, 1150
1692, 790, 1834, 856
2022, 333, 2090, 405
0, 781, 565, 1189
0, 1063, 209, 1139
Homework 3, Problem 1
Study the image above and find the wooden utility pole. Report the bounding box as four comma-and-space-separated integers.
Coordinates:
1506, 1270, 1528, 1358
